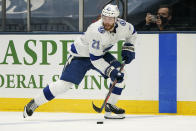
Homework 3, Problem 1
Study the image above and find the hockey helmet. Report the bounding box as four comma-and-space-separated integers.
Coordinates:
101, 4, 120, 18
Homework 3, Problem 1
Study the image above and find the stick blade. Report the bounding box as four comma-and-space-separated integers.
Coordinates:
92, 102, 102, 113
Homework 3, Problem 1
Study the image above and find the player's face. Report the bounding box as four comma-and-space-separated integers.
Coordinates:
102, 15, 115, 31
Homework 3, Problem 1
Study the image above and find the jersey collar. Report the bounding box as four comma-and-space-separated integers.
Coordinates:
112, 23, 118, 33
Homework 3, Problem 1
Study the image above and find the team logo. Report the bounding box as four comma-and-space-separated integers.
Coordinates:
119, 20, 126, 26
98, 26, 105, 34
106, 7, 111, 11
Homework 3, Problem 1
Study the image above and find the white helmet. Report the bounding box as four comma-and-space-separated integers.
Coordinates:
101, 4, 120, 18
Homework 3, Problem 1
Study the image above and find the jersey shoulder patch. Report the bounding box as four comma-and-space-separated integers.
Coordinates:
118, 19, 126, 26
98, 26, 105, 34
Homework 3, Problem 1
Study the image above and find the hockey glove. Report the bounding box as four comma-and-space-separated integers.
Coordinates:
122, 43, 135, 64
110, 69, 124, 83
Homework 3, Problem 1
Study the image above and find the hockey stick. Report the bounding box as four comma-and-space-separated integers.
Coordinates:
92, 61, 125, 113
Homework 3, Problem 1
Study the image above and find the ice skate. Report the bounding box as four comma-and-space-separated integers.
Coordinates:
104, 103, 125, 119
23, 99, 38, 118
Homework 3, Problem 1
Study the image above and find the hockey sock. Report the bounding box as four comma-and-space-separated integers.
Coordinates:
107, 82, 124, 105
34, 80, 73, 106
34, 89, 49, 106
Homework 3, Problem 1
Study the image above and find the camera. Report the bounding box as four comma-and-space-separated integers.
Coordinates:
151, 15, 157, 22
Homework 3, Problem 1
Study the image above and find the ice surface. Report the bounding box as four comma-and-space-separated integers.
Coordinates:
0, 112, 196, 131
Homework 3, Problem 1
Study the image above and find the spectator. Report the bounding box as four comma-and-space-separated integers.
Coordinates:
143, 5, 175, 31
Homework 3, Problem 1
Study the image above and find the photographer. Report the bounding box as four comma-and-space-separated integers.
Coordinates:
143, 5, 175, 31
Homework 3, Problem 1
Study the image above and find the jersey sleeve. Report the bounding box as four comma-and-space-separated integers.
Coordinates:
85, 27, 112, 76
125, 23, 137, 45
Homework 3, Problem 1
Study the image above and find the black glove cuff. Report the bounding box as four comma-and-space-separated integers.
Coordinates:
105, 65, 115, 77
122, 43, 135, 52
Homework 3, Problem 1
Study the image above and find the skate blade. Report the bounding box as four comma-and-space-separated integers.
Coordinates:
23, 106, 28, 118
104, 113, 125, 119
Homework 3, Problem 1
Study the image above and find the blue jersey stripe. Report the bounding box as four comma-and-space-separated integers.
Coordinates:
89, 53, 103, 61
132, 28, 136, 34
159, 33, 177, 113
103, 45, 113, 52
71, 44, 78, 54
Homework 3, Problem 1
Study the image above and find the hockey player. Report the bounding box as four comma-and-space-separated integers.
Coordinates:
23, 4, 137, 119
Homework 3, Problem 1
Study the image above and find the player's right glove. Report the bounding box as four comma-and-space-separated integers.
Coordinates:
105, 67, 124, 83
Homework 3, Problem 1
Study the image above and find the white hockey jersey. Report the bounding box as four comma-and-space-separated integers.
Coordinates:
70, 18, 137, 75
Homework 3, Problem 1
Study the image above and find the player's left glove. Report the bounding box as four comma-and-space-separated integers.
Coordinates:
105, 66, 124, 83
121, 43, 135, 64
110, 69, 124, 83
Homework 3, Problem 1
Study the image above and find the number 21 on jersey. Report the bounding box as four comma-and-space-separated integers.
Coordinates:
92, 40, 100, 49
